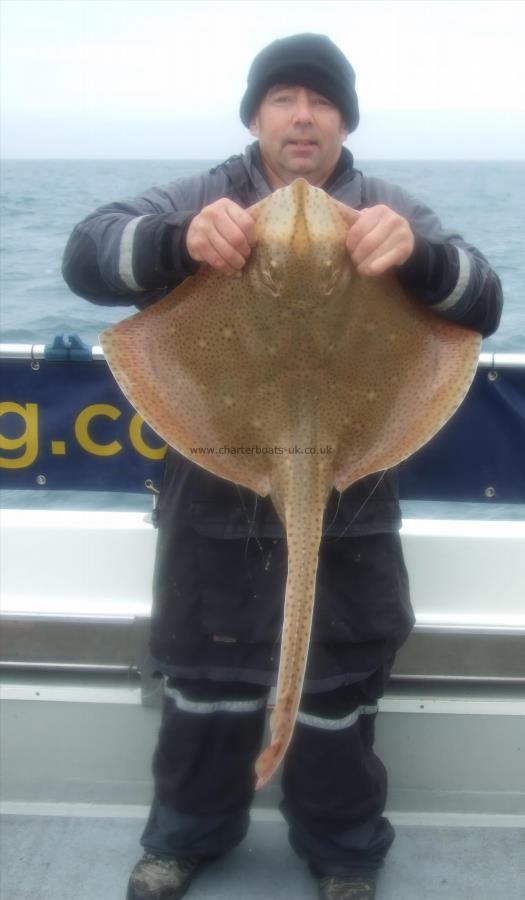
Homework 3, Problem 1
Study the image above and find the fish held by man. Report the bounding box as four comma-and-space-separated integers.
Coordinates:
100, 177, 481, 789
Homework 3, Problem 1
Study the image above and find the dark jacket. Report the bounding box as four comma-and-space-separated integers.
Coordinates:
63, 144, 503, 689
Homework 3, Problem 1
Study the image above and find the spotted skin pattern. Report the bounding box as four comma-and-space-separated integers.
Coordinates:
100, 179, 481, 789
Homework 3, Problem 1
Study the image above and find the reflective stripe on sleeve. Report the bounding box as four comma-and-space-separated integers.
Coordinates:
296, 703, 378, 731
164, 684, 268, 715
431, 246, 471, 312
118, 215, 150, 291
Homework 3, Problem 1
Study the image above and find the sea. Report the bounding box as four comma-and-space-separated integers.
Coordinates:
1, 158, 524, 519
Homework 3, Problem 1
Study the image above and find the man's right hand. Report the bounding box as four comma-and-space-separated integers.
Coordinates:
185, 199, 257, 277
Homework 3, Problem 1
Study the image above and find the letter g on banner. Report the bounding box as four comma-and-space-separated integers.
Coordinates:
0, 402, 39, 468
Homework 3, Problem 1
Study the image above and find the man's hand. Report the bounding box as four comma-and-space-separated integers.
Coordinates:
186, 199, 257, 277
345, 205, 415, 277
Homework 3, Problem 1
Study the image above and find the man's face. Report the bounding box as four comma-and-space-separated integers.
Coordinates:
249, 84, 348, 188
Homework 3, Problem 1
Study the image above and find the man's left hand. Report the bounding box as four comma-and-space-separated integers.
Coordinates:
345, 205, 415, 276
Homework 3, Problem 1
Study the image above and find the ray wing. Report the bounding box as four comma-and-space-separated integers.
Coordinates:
100, 266, 277, 496
320, 271, 481, 491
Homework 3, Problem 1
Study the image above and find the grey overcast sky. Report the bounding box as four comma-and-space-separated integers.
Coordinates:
1, 0, 524, 159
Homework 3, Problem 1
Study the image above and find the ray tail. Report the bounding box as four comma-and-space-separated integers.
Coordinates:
255, 454, 332, 789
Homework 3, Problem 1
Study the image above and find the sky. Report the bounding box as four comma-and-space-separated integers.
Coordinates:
1, 0, 524, 160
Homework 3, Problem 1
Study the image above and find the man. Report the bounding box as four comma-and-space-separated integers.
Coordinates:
63, 34, 502, 900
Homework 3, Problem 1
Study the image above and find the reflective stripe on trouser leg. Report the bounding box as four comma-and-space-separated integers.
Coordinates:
140, 679, 269, 858
281, 677, 395, 877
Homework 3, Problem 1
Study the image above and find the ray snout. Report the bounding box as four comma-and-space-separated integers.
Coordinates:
255, 179, 342, 252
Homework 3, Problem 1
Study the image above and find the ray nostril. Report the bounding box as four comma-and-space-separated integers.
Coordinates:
261, 266, 280, 297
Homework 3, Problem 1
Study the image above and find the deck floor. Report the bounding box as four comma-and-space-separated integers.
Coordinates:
1, 812, 524, 900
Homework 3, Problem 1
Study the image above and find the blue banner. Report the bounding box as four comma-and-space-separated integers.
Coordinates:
1, 353, 524, 502
398, 364, 525, 503
0, 356, 166, 493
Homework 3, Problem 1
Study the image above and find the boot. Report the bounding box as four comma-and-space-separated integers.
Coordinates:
126, 851, 200, 900
318, 874, 377, 899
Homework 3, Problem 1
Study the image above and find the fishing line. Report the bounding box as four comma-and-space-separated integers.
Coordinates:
328, 470, 387, 543
323, 487, 343, 532
235, 483, 264, 556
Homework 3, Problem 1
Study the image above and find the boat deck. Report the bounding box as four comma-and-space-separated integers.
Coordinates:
1, 808, 524, 900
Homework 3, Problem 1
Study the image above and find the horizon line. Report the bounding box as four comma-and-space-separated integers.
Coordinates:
2, 156, 525, 163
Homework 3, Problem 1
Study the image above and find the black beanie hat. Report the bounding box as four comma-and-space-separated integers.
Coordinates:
240, 33, 359, 132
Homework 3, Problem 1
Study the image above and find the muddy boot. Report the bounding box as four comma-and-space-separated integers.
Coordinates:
126, 851, 200, 900
318, 874, 377, 899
